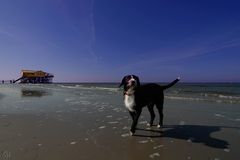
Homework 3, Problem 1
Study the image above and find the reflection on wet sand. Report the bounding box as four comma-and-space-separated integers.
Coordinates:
21, 89, 51, 97
0, 93, 5, 100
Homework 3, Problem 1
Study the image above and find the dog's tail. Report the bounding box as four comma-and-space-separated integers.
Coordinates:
162, 77, 180, 90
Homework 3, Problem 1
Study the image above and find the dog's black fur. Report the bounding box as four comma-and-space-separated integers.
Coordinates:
119, 75, 180, 135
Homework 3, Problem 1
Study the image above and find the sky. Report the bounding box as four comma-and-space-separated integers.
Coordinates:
0, 0, 240, 82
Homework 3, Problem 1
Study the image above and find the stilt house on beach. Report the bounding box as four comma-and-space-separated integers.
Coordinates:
13, 70, 54, 83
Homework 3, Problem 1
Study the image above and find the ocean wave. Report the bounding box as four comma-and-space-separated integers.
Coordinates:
93, 87, 119, 92
59, 85, 78, 89
201, 93, 240, 98
166, 95, 240, 104
59, 84, 119, 92
165, 96, 205, 101
58, 84, 240, 103
218, 94, 240, 100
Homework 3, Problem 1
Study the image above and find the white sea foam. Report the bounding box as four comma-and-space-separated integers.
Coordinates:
139, 121, 148, 124
121, 133, 130, 137
70, 141, 77, 145
139, 140, 148, 144
149, 153, 160, 158
64, 98, 76, 102
122, 126, 128, 130
153, 145, 164, 149
218, 95, 240, 100
98, 126, 106, 129
224, 148, 230, 152
112, 108, 122, 112
94, 87, 119, 92
108, 121, 119, 124
59, 84, 119, 92
166, 95, 240, 104
81, 101, 91, 105
60, 85, 78, 89
98, 107, 105, 110
214, 114, 225, 117
69, 101, 81, 105
165, 96, 204, 101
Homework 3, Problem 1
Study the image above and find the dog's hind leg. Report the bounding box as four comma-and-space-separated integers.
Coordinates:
147, 104, 155, 126
156, 102, 164, 128
130, 109, 142, 135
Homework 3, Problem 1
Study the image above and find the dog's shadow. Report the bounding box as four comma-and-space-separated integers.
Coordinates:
134, 125, 232, 149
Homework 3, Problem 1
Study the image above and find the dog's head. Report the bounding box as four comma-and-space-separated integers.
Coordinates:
119, 75, 140, 90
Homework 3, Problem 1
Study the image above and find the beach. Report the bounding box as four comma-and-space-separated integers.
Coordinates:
0, 84, 239, 160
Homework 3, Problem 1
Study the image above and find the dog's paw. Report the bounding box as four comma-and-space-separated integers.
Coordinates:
157, 124, 162, 128
130, 131, 134, 136
146, 123, 152, 127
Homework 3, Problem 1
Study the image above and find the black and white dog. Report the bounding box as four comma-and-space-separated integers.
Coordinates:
119, 75, 180, 135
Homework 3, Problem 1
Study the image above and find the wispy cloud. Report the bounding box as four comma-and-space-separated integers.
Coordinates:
89, 0, 99, 62
0, 28, 17, 40
56, 0, 99, 62
117, 31, 240, 72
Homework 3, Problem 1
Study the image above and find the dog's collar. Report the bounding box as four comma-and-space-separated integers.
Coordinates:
124, 91, 134, 96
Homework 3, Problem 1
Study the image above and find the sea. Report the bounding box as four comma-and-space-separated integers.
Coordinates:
61, 82, 240, 104
1, 83, 240, 101
0, 82, 239, 113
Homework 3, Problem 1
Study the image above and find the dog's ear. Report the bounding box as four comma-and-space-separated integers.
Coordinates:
133, 75, 140, 86
119, 76, 126, 87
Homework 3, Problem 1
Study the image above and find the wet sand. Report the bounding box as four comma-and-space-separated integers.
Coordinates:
0, 84, 240, 160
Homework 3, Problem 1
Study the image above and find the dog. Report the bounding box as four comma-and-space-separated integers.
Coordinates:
119, 75, 180, 135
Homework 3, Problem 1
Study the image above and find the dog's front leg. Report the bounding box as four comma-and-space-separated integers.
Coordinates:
129, 111, 135, 121
130, 109, 142, 136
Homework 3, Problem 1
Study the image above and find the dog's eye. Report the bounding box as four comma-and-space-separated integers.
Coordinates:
125, 75, 131, 81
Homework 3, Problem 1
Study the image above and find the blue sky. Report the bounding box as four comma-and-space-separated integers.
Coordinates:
0, 0, 240, 82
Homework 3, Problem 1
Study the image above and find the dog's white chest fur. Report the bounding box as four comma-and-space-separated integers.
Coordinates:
124, 95, 135, 112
